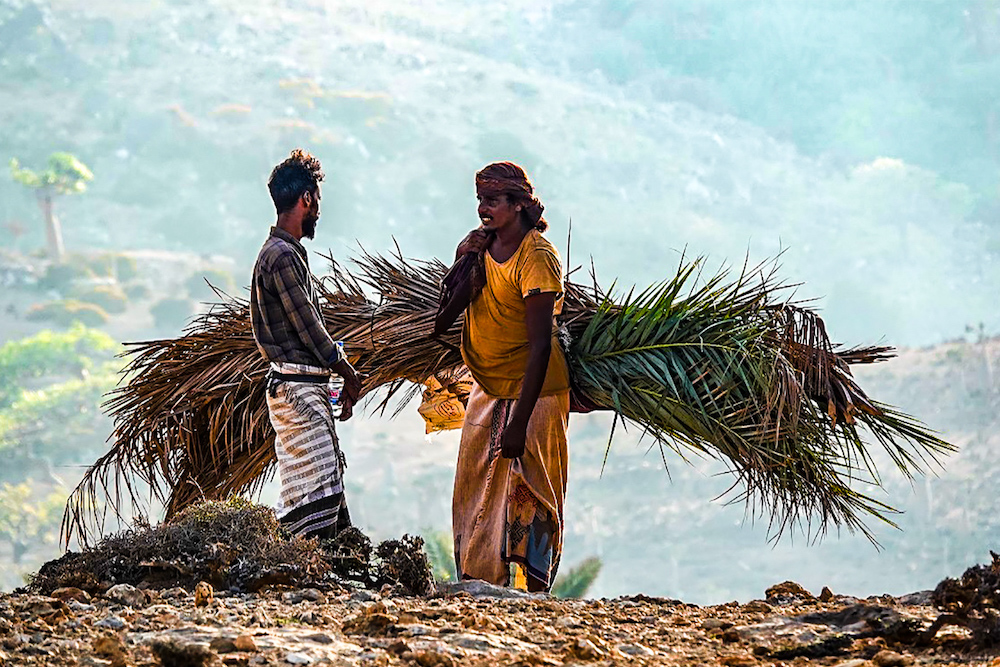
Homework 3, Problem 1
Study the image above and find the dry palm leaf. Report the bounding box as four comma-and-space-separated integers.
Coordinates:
62, 248, 952, 545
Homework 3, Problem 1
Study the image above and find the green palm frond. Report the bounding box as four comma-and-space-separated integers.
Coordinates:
568, 256, 952, 541
551, 556, 602, 599
61, 248, 953, 546
422, 530, 457, 582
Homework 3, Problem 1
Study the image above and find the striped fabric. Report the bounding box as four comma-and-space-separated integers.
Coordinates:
266, 361, 350, 539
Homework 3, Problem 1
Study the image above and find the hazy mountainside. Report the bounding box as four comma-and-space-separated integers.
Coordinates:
545, 1, 1000, 191
1, 0, 999, 603
0, 0, 995, 346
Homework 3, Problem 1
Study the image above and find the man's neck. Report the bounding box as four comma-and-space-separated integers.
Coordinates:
276, 216, 303, 241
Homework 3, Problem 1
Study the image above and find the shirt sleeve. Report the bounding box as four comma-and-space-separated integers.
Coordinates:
518, 245, 564, 299
271, 253, 344, 367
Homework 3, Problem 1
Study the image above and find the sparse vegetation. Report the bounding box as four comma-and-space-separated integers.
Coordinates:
423, 530, 457, 582
422, 528, 601, 597
124, 282, 152, 300
552, 557, 603, 599
25, 299, 109, 328
37, 260, 94, 292
112, 254, 139, 281
150, 297, 194, 331
71, 283, 128, 314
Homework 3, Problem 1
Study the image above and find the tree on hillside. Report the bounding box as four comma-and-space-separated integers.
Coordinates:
9, 153, 94, 263
0, 482, 64, 566
0, 323, 118, 408
0, 325, 120, 488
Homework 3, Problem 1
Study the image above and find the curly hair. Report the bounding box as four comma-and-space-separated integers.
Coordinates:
475, 161, 547, 232
267, 149, 325, 215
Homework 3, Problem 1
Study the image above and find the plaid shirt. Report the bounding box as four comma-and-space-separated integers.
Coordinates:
250, 226, 344, 369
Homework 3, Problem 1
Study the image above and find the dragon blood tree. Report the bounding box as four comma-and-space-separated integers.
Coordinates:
10, 152, 94, 263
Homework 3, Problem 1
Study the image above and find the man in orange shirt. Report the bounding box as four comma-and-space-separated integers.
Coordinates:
451, 162, 570, 593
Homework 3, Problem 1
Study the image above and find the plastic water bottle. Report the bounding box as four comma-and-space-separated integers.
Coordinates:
329, 341, 345, 418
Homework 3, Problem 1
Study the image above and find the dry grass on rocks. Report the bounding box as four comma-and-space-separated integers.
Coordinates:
926, 551, 1000, 647
29, 498, 432, 597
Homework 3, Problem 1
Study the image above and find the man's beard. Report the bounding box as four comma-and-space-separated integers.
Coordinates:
302, 215, 317, 240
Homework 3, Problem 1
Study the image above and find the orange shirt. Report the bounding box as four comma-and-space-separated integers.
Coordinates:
461, 229, 570, 399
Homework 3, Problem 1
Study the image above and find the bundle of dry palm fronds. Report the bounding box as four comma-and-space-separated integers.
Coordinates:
63, 249, 952, 545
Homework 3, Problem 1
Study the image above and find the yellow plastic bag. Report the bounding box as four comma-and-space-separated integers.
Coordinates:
417, 369, 473, 434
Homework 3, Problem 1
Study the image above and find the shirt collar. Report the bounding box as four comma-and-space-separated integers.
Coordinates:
269, 226, 308, 261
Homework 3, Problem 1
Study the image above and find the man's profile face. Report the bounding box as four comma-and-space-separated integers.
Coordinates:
301, 186, 321, 240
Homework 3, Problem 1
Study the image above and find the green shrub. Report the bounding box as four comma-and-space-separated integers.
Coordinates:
185, 268, 236, 301
25, 300, 109, 328
151, 297, 195, 331
124, 282, 151, 300
552, 556, 602, 599
81, 254, 114, 277
37, 262, 93, 292
422, 530, 457, 582
113, 255, 139, 281
71, 284, 128, 315
0, 324, 118, 408
54, 254, 139, 282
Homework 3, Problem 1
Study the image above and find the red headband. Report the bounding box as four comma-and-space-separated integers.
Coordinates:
475, 175, 533, 199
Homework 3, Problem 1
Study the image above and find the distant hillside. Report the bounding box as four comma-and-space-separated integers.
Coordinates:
2, 0, 1000, 602
0, 0, 995, 347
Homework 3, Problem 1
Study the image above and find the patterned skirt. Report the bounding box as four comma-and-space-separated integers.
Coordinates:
452, 383, 569, 590
266, 362, 350, 540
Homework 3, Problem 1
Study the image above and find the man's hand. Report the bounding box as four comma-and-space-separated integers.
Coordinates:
339, 393, 356, 421
500, 418, 527, 459
336, 373, 366, 421
455, 228, 491, 260
332, 358, 366, 421
342, 367, 364, 403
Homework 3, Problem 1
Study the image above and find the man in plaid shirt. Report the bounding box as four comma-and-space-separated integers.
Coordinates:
251, 148, 363, 540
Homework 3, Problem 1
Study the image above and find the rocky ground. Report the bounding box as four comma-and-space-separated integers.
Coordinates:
3, 579, 999, 667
